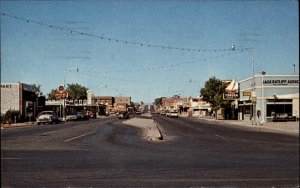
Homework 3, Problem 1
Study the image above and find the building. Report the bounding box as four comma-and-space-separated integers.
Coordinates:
1, 83, 42, 117
92, 96, 115, 115
114, 96, 131, 112
238, 74, 299, 123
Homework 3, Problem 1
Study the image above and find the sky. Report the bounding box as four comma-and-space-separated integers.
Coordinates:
1, 0, 299, 103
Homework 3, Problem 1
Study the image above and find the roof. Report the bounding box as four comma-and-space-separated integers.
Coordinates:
225, 80, 239, 93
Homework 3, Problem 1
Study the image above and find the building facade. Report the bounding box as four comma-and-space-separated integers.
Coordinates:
1, 83, 40, 117
239, 74, 299, 123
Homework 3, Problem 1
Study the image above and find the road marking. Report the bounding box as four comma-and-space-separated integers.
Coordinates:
175, 121, 202, 132
215, 134, 225, 139
64, 131, 96, 142
1, 158, 22, 160
42, 130, 57, 135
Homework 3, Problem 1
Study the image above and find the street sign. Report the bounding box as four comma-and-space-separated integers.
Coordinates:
55, 91, 68, 98
243, 91, 251, 96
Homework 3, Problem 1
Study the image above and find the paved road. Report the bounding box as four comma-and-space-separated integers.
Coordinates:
1, 114, 299, 187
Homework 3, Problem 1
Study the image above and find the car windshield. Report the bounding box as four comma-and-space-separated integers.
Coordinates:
39, 111, 53, 115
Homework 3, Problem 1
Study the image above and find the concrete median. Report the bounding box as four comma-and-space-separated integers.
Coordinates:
123, 114, 162, 141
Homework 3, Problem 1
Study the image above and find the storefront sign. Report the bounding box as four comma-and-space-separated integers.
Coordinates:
243, 91, 251, 96
263, 79, 299, 86
0, 84, 12, 88
223, 93, 239, 100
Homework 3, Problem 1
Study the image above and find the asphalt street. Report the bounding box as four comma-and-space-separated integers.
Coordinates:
1, 114, 299, 187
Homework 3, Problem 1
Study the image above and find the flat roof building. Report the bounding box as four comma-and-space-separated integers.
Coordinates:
1, 83, 39, 117
238, 74, 299, 123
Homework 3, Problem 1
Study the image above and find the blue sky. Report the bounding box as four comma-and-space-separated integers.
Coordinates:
1, 0, 299, 103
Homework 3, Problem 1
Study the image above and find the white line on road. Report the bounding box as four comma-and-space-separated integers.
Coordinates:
1, 158, 22, 160
42, 130, 58, 135
215, 134, 225, 139
64, 131, 96, 142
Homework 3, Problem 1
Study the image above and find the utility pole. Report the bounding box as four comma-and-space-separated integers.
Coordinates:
63, 67, 79, 121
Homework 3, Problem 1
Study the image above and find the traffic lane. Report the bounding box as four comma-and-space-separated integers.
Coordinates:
152, 115, 299, 180
1, 119, 166, 187
1, 117, 118, 151
2, 116, 299, 187
70, 118, 299, 187
154, 115, 299, 145
154, 115, 299, 162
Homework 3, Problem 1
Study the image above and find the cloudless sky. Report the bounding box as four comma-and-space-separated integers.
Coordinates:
1, 0, 299, 103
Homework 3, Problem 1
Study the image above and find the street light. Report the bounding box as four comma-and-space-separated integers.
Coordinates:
293, 64, 295, 75
63, 67, 79, 120
232, 44, 256, 125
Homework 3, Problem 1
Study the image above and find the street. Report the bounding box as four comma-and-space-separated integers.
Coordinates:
1, 114, 299, 187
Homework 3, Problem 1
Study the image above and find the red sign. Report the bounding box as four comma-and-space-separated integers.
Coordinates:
55, 91, 68, 98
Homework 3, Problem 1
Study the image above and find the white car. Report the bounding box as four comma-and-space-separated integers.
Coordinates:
168, 111, 179, 118
37, 111, 59, 125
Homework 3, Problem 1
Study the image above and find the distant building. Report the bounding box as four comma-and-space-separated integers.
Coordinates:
92, 96, 115, 115
114, 96, 131, 112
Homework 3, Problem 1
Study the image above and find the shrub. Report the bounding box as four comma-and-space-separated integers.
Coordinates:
1, 110, 21, 124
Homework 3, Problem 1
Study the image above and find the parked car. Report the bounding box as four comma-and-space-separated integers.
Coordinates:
160, 110, 167, 116
117, 111, 130, 119
167, 110, 179, 118
37, 111, 59, 125
88, 110, 97, 119
65, 113, 78, 122
76, 112, 89, 121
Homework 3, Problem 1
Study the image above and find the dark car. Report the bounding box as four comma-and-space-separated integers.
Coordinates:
77, 112, 89, 121
65, 113, 78, 122
117, 111, 129, 119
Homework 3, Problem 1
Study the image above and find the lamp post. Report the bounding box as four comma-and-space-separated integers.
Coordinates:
232, 44, 255, 125
293, 64, 295, 75
63, 67, 79, 121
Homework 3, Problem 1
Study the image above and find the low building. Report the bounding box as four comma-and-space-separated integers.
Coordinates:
1, 83, 42, 118
238, 74, 299, 123
114, 96, 131, 112
92, 96, 114, 115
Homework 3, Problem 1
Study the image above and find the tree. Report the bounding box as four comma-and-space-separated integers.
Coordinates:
66, 83, 89, 100
200, 76, 230, 119
154, 97, 165, 108
31, 83, 43, 96
47, 89, 58, 100
47, 83, 89, 100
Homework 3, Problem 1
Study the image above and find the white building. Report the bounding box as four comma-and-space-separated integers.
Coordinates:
1, 83, 39, 116
238, 74, 299, 123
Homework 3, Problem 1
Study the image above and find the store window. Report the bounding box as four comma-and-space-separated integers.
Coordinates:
266, 102, 292, 117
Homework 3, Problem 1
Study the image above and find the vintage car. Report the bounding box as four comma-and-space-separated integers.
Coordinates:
65, 113, 78, 122
166, 110, 179, 118
36, 111, 59, 125
117, 111, 130, 119
76, 112, 89, 121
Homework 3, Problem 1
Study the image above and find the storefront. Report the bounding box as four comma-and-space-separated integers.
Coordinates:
239, 74, 299, 123
1, 83, 43, 118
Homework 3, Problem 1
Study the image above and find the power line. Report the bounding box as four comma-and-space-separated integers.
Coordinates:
81, 49, 246, 75
1, 12, 248, 53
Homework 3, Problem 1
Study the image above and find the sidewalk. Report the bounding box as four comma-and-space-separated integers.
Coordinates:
1, 121, 36, 129
187, 116, 299, 136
